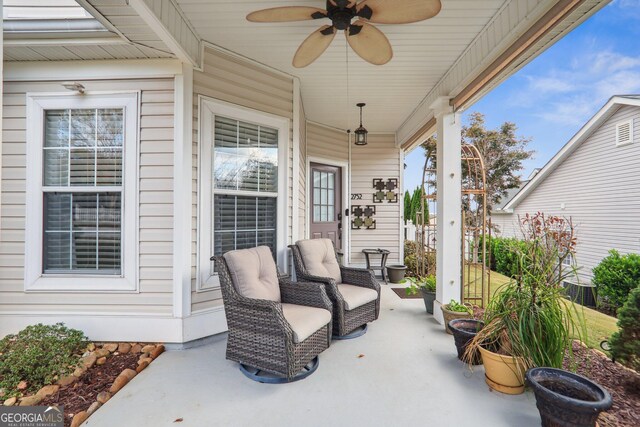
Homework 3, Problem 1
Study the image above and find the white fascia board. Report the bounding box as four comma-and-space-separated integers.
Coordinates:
128, 0, 199, 66
4, 58, 183, 81
504, 96, 640, 210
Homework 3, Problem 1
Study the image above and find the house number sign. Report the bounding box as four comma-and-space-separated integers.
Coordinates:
351, 193, 363, 200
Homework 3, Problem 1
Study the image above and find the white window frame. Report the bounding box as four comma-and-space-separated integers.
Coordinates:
197, 97, 289, 291
25, 92, 139, 292
562, 253, 574, 267
615, 119, 634, 147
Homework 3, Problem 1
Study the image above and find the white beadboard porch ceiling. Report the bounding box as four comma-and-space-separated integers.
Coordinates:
177, 0, 506, 132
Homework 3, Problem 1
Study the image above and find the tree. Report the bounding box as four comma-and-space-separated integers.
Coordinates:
421, 112, 532, 215
609, 286, 640, 371
403, 191, 412, 223
410, 186, 423, 224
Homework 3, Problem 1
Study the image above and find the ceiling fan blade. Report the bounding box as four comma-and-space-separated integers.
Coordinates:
357, 0, 441, 24
247, 6, 326, 23
293, 25, 336, 68
346, 20, 392, 65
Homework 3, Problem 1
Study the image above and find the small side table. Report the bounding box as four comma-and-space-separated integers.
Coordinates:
362, 248, 390, 283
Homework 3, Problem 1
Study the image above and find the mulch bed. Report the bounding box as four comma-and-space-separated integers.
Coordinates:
563, 341, 640, 427
391, 288, 422, 299
41, 353, 140, 427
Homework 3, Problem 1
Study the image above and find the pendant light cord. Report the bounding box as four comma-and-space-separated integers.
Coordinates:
345, 38, 350, 132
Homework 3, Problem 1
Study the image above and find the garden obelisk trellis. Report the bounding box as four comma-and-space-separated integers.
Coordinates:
416, 144, 491, 307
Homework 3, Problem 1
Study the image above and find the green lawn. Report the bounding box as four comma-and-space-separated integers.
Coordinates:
462, 264, 619, 350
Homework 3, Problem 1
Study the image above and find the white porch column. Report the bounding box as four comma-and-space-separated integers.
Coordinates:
430, 97, 462, 324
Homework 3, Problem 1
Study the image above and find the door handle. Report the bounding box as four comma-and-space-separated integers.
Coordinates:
338, 213, 342, 221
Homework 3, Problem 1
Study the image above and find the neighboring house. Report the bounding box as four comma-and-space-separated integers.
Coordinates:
492, 96, 640, 286
0, 0, 609, 343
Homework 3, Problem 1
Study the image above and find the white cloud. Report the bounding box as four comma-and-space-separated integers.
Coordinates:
528, 76, 575, 94
610, 0, 640, 18
510, 47, 640, 125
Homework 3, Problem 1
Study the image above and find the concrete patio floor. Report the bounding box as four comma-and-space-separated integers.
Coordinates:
85, 286, 541, 427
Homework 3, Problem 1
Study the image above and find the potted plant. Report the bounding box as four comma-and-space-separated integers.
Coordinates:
464, 213, 587, 395
405, 275, 436, 314
448, 319, 484, 364
387, 265, 408, 284
441, 300, 473, 334
526, 368, 612, 427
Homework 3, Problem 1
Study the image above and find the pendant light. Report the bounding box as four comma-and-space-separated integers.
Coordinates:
354, 102, 368, 146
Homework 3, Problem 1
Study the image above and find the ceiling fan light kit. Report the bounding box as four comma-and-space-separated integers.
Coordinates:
247, 0, 442, 67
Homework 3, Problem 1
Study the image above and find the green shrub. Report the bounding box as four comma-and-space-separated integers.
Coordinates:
0, 323, 87, 395
609, 286, 640, 371
404, 251, 435, 278
486, 237, 527, 278
592, 250, 640, 312
404, 240, 418, 258
474, 235, 526, 277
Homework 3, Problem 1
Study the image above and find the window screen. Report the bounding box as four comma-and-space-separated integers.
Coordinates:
212, 116, 278, 259
42, 108, 124, 274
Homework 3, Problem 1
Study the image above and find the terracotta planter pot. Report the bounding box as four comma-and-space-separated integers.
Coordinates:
526, 367, 612, 427
448, 319, 484, 364
441, 305, 472, 334
479, 346, 526, 395
420, 290, 436, 314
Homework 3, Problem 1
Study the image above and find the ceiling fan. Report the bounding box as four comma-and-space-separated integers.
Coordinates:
247, 0, 442, 68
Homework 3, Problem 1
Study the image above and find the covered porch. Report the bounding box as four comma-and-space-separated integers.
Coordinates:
84, 285, 540, 427
0, 0, 610, 341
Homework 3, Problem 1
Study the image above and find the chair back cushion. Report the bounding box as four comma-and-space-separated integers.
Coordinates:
296, 239, 342, 283
223, 246, 281, 302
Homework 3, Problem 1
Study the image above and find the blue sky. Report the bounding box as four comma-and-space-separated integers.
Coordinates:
404, 0, 640, 192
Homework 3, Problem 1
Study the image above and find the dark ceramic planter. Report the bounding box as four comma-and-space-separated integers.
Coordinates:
420, 290, 436, 314
448, 319, 484, 364
526, 367, 612, 427
387, 265, 407, 284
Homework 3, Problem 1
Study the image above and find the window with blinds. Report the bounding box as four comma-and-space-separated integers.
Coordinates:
212, 116, 278, 258
42, 108, 124, 274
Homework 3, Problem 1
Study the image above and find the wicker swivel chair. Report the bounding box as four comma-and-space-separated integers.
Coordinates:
289, 239, 381, 339
213, 246, 333, 383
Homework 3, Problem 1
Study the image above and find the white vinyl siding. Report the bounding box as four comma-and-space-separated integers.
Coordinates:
350, 134, 402, 266
307, 122, 349, 162
0, 78, 175, 314
492, 105, 640, 285
191, 46, 294, 313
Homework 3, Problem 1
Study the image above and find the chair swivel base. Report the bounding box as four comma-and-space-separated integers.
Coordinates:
239, 356, 319, 384
332, 324, 368, 340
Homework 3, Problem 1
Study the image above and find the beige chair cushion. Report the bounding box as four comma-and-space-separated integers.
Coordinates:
281, 303, 331, 343
223, 246, 280, 302
296, 239, 342, 283
337, 284, 378, 310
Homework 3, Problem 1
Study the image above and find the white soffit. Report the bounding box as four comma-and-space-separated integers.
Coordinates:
177, 0, 505, 132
